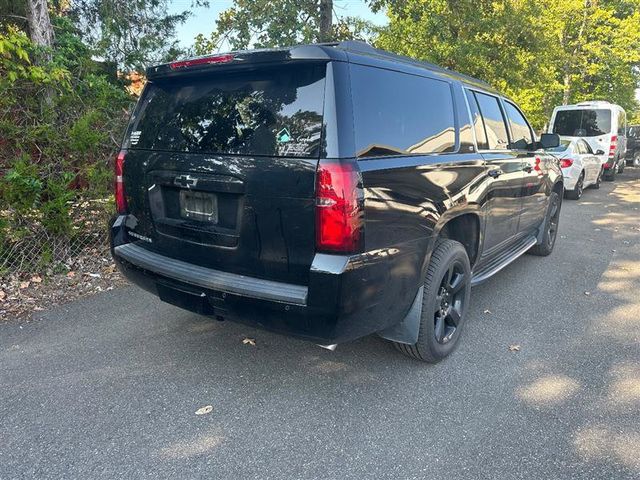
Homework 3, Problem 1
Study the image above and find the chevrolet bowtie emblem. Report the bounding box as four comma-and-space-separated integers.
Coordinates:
174, 174, 198, 188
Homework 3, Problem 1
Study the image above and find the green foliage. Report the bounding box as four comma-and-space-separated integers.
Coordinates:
194, 0, 375, 54
375, 0, 640, 129
0, 19, 133, 270
68, 0, 199, 71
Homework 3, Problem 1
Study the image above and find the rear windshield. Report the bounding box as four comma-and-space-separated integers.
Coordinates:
552, 109, 612, 137
546, 139, 571, 153
127, 65, 326, 157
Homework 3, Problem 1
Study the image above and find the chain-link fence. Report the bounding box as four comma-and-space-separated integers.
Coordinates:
1, 198, 114, 276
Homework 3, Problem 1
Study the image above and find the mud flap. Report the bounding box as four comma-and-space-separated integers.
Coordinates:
377, 286, 423, 345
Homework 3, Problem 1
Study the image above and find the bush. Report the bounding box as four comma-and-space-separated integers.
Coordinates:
0, 21, 135, 273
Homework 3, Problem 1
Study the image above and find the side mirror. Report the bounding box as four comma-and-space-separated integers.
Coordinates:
595, 149, 605, 155
540, 133, 560, 149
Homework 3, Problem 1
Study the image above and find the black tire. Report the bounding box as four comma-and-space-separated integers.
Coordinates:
394, 239, 471, 363
590, 168, 602, 189
634, 152, 640, 167
618, 160, 625, 173
565, 172, 584, 200
603, 166, 616, 181
529, 191, 561, 256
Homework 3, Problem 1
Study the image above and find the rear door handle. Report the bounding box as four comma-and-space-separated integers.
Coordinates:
487, 169, 503, 178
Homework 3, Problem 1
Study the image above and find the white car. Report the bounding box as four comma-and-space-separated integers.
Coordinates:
548, 101, 627, 181
547, 138, 604, 199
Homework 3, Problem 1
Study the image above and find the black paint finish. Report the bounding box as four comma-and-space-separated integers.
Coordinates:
111, 42, 562, 344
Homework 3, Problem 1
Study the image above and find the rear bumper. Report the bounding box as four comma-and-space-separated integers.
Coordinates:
561, 168, 579, 190
111, 215, 417, 344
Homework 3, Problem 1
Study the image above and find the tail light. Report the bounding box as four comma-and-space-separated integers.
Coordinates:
170, 54, 234, 70
603, 162, 611, 169
115, 150, 127, 214
609, 135, 617, 158
559, 158, 573, 168
315, 161, 364, 253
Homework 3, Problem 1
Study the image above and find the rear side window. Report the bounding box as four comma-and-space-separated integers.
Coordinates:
552, 109, 612, 137
350, 65, 455, 157
127, 65, 325, 157
579, 139, 592, 154
474, 92, 509, 150
464, 89, 488, 150
504, 101, 533, 148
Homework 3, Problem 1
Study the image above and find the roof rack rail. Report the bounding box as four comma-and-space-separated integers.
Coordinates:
329, 41, 494, 90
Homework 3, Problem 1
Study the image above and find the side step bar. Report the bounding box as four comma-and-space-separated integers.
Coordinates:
470, 235, 537, 287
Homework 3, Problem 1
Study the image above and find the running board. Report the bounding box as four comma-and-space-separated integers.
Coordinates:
470, 235, 537, 287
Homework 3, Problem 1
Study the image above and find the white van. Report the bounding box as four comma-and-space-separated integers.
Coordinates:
548, 101, 627, 180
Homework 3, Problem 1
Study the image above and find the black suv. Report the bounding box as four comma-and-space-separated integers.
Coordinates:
111, 42, 563, 362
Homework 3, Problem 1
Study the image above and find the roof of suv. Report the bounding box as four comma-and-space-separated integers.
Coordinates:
146, 41, 498, 94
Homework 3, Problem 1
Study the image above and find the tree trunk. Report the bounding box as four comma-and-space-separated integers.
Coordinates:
319, 0, 333, 42
562, 70, 571, 105
26, 0, 54, 52
26, 0, 55, 106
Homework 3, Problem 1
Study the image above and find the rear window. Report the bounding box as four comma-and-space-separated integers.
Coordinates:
127, 65, 325, 157
546, 139, 571, 153
552, 109, 612, 137
350, 65, 455, 157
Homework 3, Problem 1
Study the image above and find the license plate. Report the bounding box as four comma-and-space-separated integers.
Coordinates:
179, 190, 218, 223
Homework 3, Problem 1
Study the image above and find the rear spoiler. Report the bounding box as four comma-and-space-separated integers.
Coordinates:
146, 45, 346, 80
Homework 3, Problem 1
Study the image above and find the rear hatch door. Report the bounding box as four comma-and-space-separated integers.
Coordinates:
122, 63, 327, 285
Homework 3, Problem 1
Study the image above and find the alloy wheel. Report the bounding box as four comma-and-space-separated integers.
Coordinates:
576, 174, 584, 198
433, 261, 467, 344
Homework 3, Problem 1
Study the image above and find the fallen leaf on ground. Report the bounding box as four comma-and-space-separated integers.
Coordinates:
584, 291, 591, 296
508, 344, 521, 352
483, 309, 492, 314
19, 281, 30, 289
195, 405, 213, 415
242, 337, 256, 346
66, 271, 76, 278
0, 290, 5, 302
30, 275, 42, 283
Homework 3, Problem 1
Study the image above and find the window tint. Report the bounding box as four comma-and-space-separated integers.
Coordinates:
474, 92, 509, 150
128, 65, 325, 157
552, 109, 612, 137
350, 65, 455, 157
464, 89, 488, 150
504, 101, 533, 148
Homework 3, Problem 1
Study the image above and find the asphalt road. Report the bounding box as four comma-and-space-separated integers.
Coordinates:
2, 168, 640, 480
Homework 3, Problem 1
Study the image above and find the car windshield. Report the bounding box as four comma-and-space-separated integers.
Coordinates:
552, 109, 612, 137
546, 139, 571, 153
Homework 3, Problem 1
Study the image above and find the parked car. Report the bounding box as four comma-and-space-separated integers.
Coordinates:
626, 125, 640, 166
548, 101, 627, 181
547, 138, 604, 199
110, 41, 563, 363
